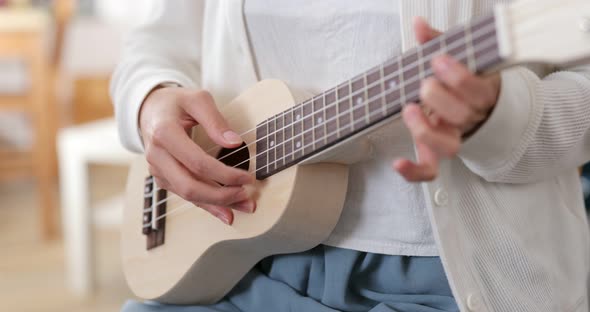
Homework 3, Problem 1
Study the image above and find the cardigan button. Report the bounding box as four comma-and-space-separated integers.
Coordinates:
467, 293, 482, 311
433, 188, 449, 206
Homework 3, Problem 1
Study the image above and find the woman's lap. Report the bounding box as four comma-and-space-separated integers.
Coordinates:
122, 245, 458, 312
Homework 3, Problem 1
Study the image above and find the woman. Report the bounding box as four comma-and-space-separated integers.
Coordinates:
111, 1, 590, 311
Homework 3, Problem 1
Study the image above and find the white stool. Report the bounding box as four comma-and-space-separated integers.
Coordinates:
58, 118, 135, 296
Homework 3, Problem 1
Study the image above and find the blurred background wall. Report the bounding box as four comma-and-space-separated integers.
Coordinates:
0, 0, 150, 311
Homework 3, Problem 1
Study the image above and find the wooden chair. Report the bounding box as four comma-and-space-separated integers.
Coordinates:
0, 9, 57, 239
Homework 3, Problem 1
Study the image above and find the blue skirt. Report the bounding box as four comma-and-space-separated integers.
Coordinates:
122, 245, 459, 312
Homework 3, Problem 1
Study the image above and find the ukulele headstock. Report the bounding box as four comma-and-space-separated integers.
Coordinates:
497, 0, 590, 66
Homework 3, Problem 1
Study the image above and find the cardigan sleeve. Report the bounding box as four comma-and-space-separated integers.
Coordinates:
458, 64, 590, 183
109, 0, 204, 153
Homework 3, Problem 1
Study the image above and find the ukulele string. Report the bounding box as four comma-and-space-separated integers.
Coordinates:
203, 22, 497, 163
147, 33, 499, 213
247, 38, 503, 176
228, 32, 499, 172
144, 45, 501, 225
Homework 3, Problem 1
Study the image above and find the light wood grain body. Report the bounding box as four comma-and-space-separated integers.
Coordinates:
122, 80, 349, 304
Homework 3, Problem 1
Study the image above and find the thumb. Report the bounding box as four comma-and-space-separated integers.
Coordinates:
182, 90, 243, 148
413, 16, 442, 44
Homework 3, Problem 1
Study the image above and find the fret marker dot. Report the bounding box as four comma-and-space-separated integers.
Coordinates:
389, 81, 397, 89
317, 117, 323, 123
145, 186, 149, 193
270, 141, 275, 147
296, 114, 301, 120
356, 97, 363, 106
296, 141, 301, 148
143, 216, 148, 222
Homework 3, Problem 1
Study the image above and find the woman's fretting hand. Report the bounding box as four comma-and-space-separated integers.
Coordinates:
394, 17, 501, 182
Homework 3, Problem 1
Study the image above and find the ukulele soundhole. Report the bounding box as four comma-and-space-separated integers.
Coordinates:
217, 142, 250, 172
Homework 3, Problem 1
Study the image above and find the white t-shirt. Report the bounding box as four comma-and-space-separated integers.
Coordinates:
244, 0, 437, 256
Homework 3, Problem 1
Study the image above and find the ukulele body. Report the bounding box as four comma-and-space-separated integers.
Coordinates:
122, 80, 349, 304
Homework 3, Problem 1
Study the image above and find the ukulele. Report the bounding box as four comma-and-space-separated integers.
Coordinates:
122, 0, 590, 304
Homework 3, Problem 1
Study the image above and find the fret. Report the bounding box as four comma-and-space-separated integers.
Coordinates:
284, 108, 293, 164
441, 31, 448, 54
422, 38, 441, 77
384, 59, 402, 115
397, 55, 407, 107
472, 17, 500, 72
464, 24, 477, 72
402, 49, 422, 100
293, 104, 304, 160
255, 119, 269, 178
363, 73, 370, 126
325, 89, 338, 142
446, 28, 468, 63
312, 95, 326, 149
379, 64, 387, 117
267, 115, 276, 172
366, 68, 383, 124
334, 86, 342, 138
417, 45, 425, 81
350, 77, 364, 131
348, 79, 355, 132
352, 76, 366, 129
302, 100, 314, 155
275, 112, 285, 168
337, 83, 352, 137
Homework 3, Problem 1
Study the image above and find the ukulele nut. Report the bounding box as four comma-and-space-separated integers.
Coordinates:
580, 17, 590, 33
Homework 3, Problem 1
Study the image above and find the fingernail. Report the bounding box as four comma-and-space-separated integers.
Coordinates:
220, 214, 231, 225
237, 201, 255, 213
223, 131, 243, 145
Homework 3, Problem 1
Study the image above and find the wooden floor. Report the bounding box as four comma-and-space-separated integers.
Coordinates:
0, 165, 133, 312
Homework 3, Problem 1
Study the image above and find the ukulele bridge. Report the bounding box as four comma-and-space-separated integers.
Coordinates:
142, 176, 167, 250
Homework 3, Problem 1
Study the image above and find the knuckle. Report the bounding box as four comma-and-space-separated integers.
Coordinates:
189, 160, 206, 176
454, 72, 471, 89
177, 184, 198, 202
193, 90, 214, 106
151, 126, 168, 147
414, 125, 430, 142
215, 188, 242, 206
145, 148, 158, 165
452, 107, 472, 126
420, 79, 436, 102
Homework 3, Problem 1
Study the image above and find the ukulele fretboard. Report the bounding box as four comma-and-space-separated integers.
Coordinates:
255, 14, 502, 180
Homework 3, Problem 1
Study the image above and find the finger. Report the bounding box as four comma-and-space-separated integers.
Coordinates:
181, 90, 243, 148
402, 104, 461, 157
148, 147, 250, 206
197, 203, 234, 225
413, 16, 443, 44
431, 55, 491, 112
151, 122, 254, 186
420, 78, 485, 130
199, 177, 256, 213
197, 199, 256, 226
393, 143, 439, 182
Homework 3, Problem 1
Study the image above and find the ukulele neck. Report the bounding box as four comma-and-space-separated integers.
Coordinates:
255, 13, 504, 180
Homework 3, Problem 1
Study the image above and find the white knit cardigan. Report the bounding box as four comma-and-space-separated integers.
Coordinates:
110, 1, 590, 311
